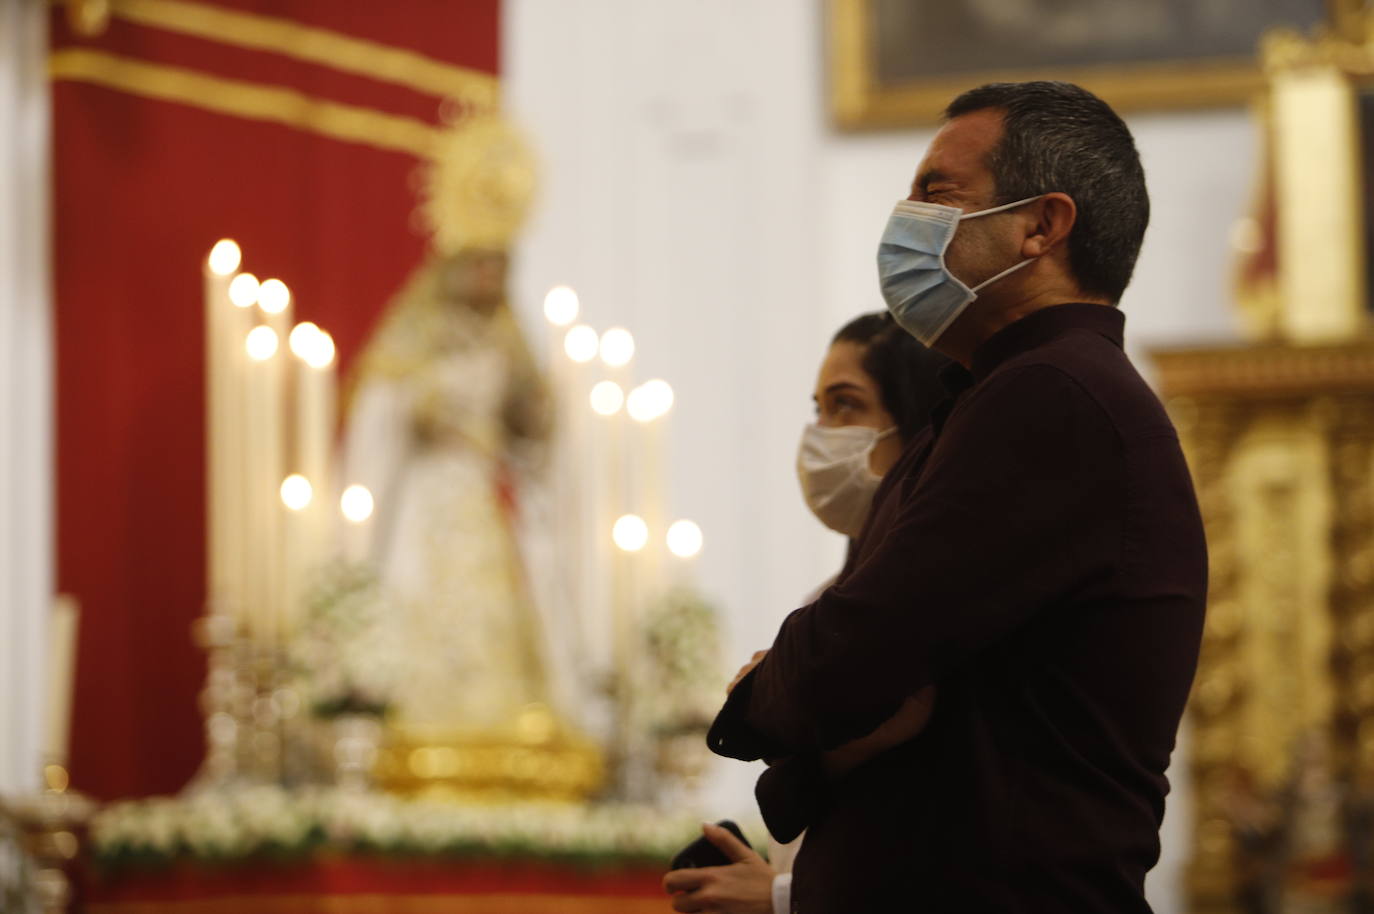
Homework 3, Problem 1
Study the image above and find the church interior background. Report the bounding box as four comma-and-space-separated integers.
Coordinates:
4, 1, 1374, 912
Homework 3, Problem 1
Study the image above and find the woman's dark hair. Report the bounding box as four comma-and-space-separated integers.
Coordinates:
832, 312, 950, 442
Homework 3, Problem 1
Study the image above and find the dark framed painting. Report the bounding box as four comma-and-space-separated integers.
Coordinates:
829, 0, 1327, 129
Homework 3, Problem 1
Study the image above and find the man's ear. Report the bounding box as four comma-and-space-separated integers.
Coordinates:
1021, 192, 1076, 258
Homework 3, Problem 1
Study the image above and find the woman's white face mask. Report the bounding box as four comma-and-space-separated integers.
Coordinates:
796, 423, 897, 538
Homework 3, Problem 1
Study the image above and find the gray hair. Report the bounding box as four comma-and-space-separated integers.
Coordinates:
945, 81, 1149, 304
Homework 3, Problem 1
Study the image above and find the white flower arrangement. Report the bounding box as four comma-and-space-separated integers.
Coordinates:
90, 787, 761, 871
0, 812, 35, 914
641, 587, 724, 737
287, 562, 402, 718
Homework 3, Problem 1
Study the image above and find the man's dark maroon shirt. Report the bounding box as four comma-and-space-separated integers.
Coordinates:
709, 303, 1207, 913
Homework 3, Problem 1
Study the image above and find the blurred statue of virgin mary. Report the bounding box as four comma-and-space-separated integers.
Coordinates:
336, 116, 598, 796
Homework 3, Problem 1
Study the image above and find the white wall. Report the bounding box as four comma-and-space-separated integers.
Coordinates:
0, 0, 53, 795
506, 3, 1251, 910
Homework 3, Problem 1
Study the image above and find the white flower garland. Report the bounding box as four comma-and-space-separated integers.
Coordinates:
91, 787, 762, 870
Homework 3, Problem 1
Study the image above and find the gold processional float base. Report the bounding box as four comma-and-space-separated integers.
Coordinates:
372, 704, 606, 803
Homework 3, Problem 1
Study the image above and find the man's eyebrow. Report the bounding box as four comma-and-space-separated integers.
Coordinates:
822, 381, 865, 396
912, 169, 952, 194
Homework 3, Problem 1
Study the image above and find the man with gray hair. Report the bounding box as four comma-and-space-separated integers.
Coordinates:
707, 81, 1206, 912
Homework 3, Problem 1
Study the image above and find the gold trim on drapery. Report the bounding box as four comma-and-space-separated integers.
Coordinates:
50, 49, 442, 159
54, 0, 499, 111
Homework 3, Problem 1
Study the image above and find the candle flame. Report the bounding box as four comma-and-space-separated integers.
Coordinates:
208, 240, 242, 276
667, 519, 703, 558
280, 474, 313, 511
245, 325, 279, 361
543, 285, 580, 326
590, 380, 624, 416
599, 327, 635, 368
258, 279, 291, 315
628, 379, 674, 422
612, 514, 648, 552
341, 485, 374, 523
564, 324, 599, 363
228, 273, 260, 308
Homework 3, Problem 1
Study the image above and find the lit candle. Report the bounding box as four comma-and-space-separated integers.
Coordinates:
542, 289, 584, 660
665, 518, 703, 585
598, 328, 640, 781
289, 323, 337, 628
279, 472, 311, 637
627, 378, 673, 602
590, 373, 626, 686
203, 240, 243, 620
257, 281, 295, 643
245, 322, 285, 645
610, 512, 647, 793
611, 514, 649, 668
340, 484, 375, 562
562, 322, 603, 670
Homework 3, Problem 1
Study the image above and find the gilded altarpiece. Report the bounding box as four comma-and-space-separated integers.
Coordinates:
1152, 5, 1374, 911
1155, 346, 1374, 912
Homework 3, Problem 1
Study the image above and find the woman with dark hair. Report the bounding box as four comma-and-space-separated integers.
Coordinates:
797, 312, 951, 541
663, 312, 948, 914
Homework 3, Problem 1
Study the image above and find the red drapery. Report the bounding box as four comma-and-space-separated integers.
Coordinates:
82, 857, 669, 914
51, 0, 500, 800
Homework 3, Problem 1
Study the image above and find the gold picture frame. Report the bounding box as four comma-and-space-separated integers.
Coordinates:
828, 0, 1326, 130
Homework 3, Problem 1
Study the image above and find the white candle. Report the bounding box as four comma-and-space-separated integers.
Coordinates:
245, 323, 285, 645
594, 371, 628, 686
665, 518, 703, 586
288, 324, 337, 631
257, 281, 293, 644
543, 288, 583, 663
340, 484, 375, 562
563, 323, 603, 674
203, 241, 239, 616
627, 379, 673, 603
279, 473, 308, 640
598, 328, 639, 773
44, 595, 80, 763
223, 304, 253, 624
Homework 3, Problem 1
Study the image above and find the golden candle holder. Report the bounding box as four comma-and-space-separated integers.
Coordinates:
2, 764, 94, 914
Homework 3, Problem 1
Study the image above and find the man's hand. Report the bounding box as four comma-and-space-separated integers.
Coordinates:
662, 823, 775, 913
727, 651, 768, 694
821, 685, 937, 778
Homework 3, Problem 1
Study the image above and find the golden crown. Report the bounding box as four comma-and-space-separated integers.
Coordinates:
417, 112, 537, 254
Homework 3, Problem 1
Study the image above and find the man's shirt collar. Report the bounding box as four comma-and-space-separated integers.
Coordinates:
969, 302, 1125, 382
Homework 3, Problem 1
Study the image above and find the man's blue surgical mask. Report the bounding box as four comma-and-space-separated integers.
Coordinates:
877, 196, 1044, 345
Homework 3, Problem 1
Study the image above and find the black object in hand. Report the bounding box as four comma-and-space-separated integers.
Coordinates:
669, 819, 752, 870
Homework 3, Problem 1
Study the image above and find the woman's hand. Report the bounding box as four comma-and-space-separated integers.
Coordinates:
662, 823, 776, 913
727, 651, 768, 694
